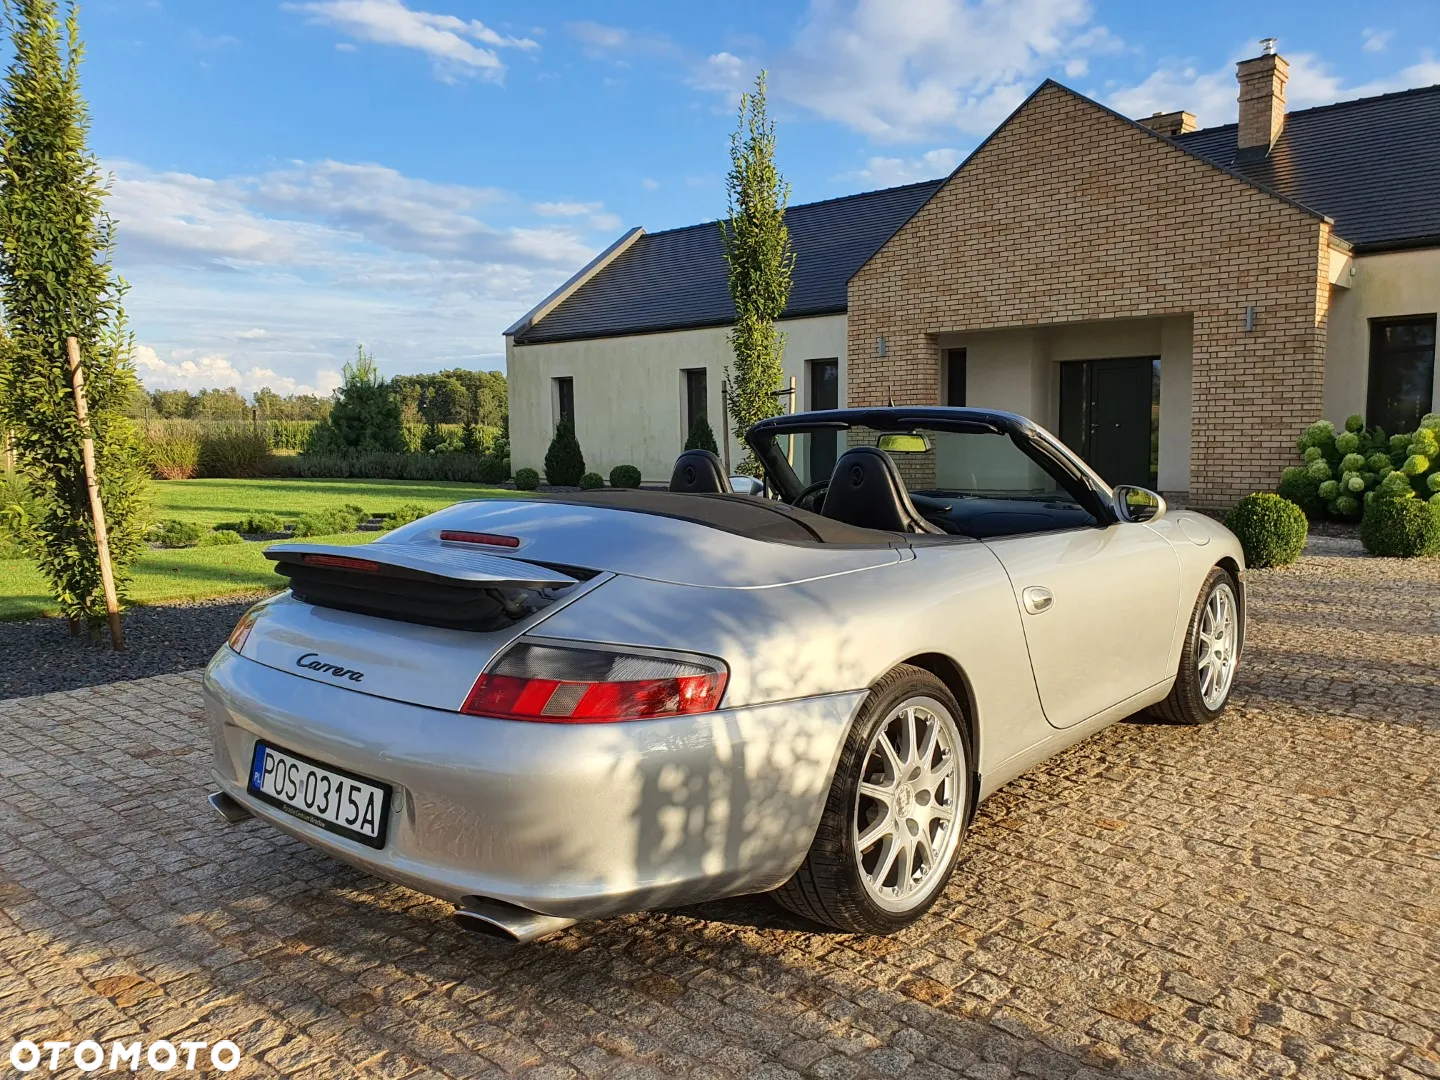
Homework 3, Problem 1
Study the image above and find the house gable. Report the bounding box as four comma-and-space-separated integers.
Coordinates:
847, 80, 1335, 507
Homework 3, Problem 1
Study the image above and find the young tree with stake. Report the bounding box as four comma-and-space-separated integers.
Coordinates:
720, 71, 794, 476
0, 0, 148, 639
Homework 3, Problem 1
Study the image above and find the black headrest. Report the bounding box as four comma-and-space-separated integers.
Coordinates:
669, 449, 731, 494
820, 446, 943, 534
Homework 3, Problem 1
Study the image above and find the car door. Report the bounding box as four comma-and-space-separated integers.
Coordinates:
984, 522, 1180, 729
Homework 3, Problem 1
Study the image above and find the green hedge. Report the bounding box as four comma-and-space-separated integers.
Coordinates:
1225, 493, 1308, 568
276, 451, 510, 484
1360, 498, 1440, 557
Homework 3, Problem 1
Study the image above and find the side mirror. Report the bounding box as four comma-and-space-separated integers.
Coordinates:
1113, 485, 1166, 523
729, 475, 764, 497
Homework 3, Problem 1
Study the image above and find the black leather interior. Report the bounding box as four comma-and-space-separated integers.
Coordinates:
820, 447, 944, 534
669, 449, 732, 494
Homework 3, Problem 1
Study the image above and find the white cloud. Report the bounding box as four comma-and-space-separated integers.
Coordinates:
1362, 28, 1392, 54
290, 0, 537, 82
641, 177, 660, 191
1109, 49, 1440, 128
132, 344, 342, 397
565, 21, 675, 61
532, 200, 622, 231
106, 159, 609, 393
692, 51, 748, 95
768, 0, 1122, 141
841, 148, 962, 187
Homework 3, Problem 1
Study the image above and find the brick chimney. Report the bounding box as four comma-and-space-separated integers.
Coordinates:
1236, 38, 1288, 156
1137, 110, 1197, 137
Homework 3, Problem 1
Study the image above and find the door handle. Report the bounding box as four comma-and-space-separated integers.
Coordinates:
1022, 586, 1054, 615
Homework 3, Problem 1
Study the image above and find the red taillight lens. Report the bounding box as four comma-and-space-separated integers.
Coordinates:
303, 554, 380, 572
440, 530, 521, 548
461, 642, 727, 722
227, 610, 259, 654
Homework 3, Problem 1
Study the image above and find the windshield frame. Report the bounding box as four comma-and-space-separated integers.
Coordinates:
745, 407, 1117, 524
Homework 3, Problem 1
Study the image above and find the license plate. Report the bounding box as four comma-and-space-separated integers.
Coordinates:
247, 741, 391, 848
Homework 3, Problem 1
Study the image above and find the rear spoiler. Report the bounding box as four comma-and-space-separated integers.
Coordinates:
264, 543, 578, 588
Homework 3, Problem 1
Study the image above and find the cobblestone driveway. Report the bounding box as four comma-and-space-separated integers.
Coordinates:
2, 554, 1438, 1080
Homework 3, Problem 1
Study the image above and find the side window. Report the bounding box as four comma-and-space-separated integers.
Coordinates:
552, 376, 574, 429
682, 368, 707, 444
1367, 316, 1436, 435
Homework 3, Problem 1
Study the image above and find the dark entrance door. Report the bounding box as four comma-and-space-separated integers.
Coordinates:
808, 359, 840, 483
1058, 357, 1157, 488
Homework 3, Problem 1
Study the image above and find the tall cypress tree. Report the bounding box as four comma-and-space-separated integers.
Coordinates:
720, 70, 794, 476
0, 0, 148, 633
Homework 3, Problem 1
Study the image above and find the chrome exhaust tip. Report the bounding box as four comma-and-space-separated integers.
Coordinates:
453, 897, 576, 943
207, 790, 254, 824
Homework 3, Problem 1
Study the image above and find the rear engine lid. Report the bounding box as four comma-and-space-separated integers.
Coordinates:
235, 571, 606, 710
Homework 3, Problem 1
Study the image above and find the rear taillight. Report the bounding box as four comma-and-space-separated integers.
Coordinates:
227, 610, 259, 654
461, 641, 727, 722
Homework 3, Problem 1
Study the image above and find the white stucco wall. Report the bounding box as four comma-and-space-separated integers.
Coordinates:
507, 315, 848, 482
1324, 248, 1440, 426
936, 316, 1194, 494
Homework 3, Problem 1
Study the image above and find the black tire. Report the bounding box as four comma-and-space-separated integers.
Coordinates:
773, 665, 972, 934
1147, 566, 1243, 725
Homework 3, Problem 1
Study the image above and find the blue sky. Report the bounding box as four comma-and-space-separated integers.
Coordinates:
67, 0, 1440, 396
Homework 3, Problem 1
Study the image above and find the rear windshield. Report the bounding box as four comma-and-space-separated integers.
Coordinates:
550, 489, 904, 545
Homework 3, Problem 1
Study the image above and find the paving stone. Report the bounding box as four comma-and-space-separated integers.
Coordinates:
0, 554, 1437, 1079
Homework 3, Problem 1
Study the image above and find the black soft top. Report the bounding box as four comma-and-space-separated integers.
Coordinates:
543, 489, 906, 546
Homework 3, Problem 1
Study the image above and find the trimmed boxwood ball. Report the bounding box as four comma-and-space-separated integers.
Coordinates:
578, 471, 604, 490
1360, 497, 1440, 557
609, 464, 642, 489
514, 467, 540, 491
1224, 493, 1308, 569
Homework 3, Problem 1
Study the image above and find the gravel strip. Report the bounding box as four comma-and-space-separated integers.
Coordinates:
0, 592, 273, 700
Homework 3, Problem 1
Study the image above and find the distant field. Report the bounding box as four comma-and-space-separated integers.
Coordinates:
0, 477, 520, 621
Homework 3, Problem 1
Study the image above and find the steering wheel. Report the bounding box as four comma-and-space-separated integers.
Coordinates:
793, 479, 830, 513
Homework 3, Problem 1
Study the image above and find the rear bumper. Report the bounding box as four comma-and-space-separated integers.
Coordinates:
203, 647, 863, 919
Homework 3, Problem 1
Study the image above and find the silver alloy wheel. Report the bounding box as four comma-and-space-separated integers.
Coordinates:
1197, 581, 1239, 710
852, 695, 965, 912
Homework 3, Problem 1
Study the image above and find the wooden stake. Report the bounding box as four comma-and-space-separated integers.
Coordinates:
65, 336, 124, 651
719, 378, 732, 476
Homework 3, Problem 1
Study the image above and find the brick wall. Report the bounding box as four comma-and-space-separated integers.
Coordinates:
846, 82, 1331, 508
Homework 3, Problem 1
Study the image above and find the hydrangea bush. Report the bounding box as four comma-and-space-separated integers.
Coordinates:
1277, 412, 1440, 521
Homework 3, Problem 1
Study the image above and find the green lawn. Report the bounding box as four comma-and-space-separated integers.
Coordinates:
0, 477, 517, 621
151, 476, 514, 528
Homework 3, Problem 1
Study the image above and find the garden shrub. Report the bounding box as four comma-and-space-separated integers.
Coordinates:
544, 421, 585, 486
235, 512, 286, 535
475, 454, 510, 484
0, 469, 38, 558
148, 519, 204, 548
145, 421, 201, 479
1279, 416, 1440, 521
199, 429, 272, 478
1360, 497, 1440, 557
382, 503, 428, 530
290, 506, 363, 537
579, 471, 604, 490
685, 415, 719, 455
199, 528, 243, 546
514, 467, 539, 491
274, 451, 511, 484
609, 464, 642, 489
310, 348, 404, 452
1224, 493, 1308, 569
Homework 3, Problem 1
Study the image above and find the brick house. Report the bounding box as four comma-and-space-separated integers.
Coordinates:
506, 47, 1440, 506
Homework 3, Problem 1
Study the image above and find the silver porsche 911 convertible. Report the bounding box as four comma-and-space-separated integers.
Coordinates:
204, 408, 1245, 940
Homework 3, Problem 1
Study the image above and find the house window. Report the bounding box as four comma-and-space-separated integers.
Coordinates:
553, 377, 574, 429
683, 368, 707, 440
944, 349, 967, 407
1367, 316, 1436, 435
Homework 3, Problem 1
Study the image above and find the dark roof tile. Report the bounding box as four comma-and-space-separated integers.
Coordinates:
1174, 84, 1440, 250
514, 180, 942, 344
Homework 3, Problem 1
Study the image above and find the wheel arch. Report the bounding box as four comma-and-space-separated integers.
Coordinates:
897, 651, 982, 820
